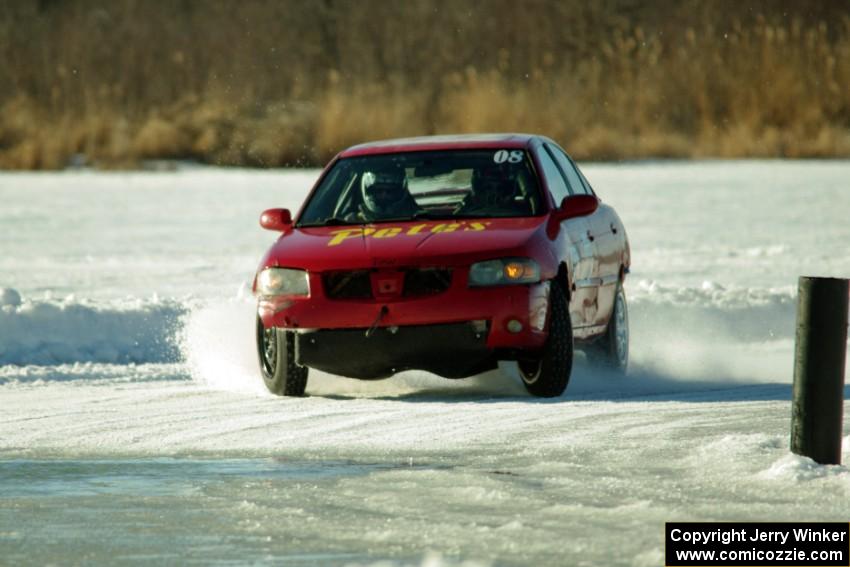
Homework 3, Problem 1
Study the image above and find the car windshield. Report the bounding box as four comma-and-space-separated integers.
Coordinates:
297, 149, 543, 226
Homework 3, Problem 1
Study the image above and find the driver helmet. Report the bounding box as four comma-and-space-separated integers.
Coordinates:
361, 168, 408, 215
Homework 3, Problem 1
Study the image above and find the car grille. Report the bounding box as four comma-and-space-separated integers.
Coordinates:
323, 270, 372, 299
323, 268, 452, 299
403, 268, 452, 297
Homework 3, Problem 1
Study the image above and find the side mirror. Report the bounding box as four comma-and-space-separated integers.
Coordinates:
259, 208, 292, 231
552, 195, 598, 223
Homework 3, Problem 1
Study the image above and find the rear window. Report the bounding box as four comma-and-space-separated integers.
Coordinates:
298, 150, 543, 226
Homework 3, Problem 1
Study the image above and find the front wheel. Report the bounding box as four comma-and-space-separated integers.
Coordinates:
256, 316, 309, 396
588, 282, 629, 373
517, 283, 574, 397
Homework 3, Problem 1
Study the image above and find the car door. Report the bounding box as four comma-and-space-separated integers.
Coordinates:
564, 153, 623, 327
535, 145, 597, 328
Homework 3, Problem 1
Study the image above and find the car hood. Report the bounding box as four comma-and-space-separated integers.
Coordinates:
259, 217, 550, 271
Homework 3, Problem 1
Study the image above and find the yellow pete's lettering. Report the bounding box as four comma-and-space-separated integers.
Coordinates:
373, 227, 402, 238
326, 222, 491, 246
431, 223, 462, 233
327, 228, 375, 246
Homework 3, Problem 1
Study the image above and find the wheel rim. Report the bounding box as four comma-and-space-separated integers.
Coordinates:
614, 290, 628, 367
518, 358, 542, 384
260, 326, 277, 375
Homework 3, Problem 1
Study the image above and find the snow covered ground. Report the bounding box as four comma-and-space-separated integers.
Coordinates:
1, 161, 849, 566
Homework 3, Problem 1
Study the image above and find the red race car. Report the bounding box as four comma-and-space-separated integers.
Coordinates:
253, 134, 630, 397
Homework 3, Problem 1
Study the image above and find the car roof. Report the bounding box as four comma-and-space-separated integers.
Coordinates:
339, 133, 540, 158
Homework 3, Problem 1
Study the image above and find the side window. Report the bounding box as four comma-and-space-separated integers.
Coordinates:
572, 160, 596, 196
536, 149, 571, 206
546, 144, 588, 195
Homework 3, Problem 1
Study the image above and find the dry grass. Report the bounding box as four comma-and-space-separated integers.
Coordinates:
1, 1, 849, 169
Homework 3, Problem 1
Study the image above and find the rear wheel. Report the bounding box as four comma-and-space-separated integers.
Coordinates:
256, 316, 308, 396
588, 282, 629, 373
517, 283, 573, 397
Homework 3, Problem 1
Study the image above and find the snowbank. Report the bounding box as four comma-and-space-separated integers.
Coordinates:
760, 453, 849, 482
0, 362, 188, 386
629, 280, 797, 342
0, 290, 187, 365
1, 281, 838, 394
626, 281, 803, 382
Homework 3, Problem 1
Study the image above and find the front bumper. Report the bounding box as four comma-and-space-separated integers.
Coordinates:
258, 271, 550, 353
296, 322, 497, 379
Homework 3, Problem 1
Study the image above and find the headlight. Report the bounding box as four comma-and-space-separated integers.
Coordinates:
468, 258, 541, 287
256, 268, 309, 297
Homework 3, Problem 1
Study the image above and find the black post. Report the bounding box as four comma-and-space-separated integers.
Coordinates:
790, 276, 848, 465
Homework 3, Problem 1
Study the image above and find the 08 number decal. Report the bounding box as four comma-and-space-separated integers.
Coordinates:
493, 149, 523, 164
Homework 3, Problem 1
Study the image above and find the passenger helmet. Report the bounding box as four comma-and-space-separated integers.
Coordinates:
471, 163, 517, 206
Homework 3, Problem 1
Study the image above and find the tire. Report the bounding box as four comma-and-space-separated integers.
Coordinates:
517, 283, 574, 397
588, 282, 629, 374
256, 316, 309, 396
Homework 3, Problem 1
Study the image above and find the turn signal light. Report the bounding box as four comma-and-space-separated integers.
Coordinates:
504, 262, 527, 280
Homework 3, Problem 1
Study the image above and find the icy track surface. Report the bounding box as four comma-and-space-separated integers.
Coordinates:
1, 162, 849, 566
